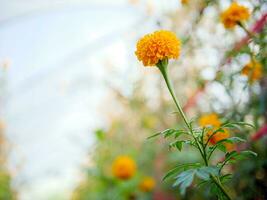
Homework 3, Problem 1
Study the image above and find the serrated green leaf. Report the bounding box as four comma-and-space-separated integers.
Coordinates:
227, 137, 246, 143
163, 129, 176, 138
163, 167, 182, 181
169, 140, 183, 151
217, 143, 227, 152
163, 163, 201, 181
208, 137, 246, 155
147, 132, 161, 139
173, 169, 195, 195
225, 151, 238, 159
231, 122, 255, 129
196, 180, 210, 188
239, 150, 257, 157
220, 174, 233, 183
196, 169, 210, 180
196, 167, 219, 181
223, 124, 240, 129
184, 140, 196, 146
148, 128, 188, 140
221, 150, 257, 167
174, 130, 187, 138
175, 141, 183, 151
222, 122, 255, 129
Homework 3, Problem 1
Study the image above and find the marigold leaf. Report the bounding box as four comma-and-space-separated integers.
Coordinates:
173, 169, 195, 195
220, 174, 233, 183
196, 167, 219, 181
163, 163, 201, 181
163, 129, 176, 138
147, 132, 161, 139
222, 122, 255, 129
148, 128, 187, 140
169, 141, 183, 151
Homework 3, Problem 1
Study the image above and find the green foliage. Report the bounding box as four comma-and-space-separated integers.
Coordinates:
147, 128, 188, 140
150, 97, 257, 199
0, 170, 16, 200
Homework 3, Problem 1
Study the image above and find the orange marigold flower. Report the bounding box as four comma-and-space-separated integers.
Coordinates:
139, 176, 155, 192
224, 143, 236, 152
241, 60, 263, 82
112, 156, 136, 180
198, 113, 221, 128
221, 2, 250, 29
199, 113, 230, 145
135, 30, 181, 66
205, 129, 230, 145
181, 0, 188, 4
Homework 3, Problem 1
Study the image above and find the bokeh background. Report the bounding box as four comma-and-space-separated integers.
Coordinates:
0, 0, 266, 200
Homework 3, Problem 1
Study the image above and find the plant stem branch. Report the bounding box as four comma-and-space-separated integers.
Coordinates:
157, 60, 190, 130
238, 22, 254, 39
157, 60, 232, 200
211, 175, 232, 200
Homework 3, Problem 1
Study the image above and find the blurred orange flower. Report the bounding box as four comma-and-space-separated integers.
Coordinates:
224, 143, 236, 152
221, 2, 250, 29
199, 113, 221, 128
199, 113, 230, 145
205, 129, 230, 145
112, 156, 136, 180
135, 30, 180, 66
241, 60, 263, 82
139, 176, 155, 192
181, 0, 188, 4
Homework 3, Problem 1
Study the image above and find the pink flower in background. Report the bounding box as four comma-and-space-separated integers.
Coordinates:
252, 13, 267, 33
252, 124, 267, 141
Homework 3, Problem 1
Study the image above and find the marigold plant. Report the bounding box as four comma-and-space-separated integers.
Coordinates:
135, 30, 257, 200
221, 2, 250, 29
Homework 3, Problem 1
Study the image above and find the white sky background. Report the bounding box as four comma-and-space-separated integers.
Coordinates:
0, 0, 182, 199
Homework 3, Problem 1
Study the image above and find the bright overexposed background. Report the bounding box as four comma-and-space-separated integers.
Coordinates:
0, 0, 183, 199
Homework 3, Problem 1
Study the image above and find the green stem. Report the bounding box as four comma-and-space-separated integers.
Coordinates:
237, 22, 254, 39
157, 61, 205, 157
157, 60, 232, 200
157, 60, 190, 130
211, 175, 232, 200
157, 61, 206, 155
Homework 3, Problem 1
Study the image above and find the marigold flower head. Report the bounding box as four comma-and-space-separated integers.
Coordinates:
241, 60, 263, 82
205, 129, 230, 145
181, 0, 188, 4
198, 113, 221, 128
139, 176, 155, 192
112, 156, 136, 180
199, 113, 230, 145
135, 30, 181, 66
221, 2, 250, 29
224, 143, 236, 152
